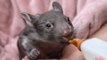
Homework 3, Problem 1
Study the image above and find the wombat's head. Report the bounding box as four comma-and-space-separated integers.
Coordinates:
21, 2, 74, 44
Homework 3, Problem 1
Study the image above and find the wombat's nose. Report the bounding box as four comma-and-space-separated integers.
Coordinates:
63, 27, 73, 36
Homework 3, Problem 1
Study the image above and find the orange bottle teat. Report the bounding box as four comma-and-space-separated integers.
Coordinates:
68, 39, 85, 50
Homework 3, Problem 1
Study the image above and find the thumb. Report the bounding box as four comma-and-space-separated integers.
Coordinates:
61, 44, 85, 60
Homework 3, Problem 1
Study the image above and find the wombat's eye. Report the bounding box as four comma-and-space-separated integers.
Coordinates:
45, 23, 53, 28
46, 24, 51, 27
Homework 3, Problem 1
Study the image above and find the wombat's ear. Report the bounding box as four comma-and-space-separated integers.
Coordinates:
52, 2, 63, 13
20, 13, 39, 26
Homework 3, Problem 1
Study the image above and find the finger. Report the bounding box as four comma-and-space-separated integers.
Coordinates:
61, 44, 85, 60
22, 56, 29, 60
62, 44, 80, 58
96, 56, 104, 60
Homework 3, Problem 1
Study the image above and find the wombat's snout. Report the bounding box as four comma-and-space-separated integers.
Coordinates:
59, 27, 73, 44
63, 29, 72, 36
63, 26, 73, 36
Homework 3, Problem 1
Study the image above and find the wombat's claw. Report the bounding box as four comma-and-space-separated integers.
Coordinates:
28, 49, 40, 60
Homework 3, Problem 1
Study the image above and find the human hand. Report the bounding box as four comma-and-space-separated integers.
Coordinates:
72, 1, 107, 38
61, 44, 105, 60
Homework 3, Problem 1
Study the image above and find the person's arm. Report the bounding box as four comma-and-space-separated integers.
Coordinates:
90, 23, 107, 42
73, 0, 107, 39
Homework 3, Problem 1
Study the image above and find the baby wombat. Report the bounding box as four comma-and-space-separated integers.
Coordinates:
17, 2, 74, 60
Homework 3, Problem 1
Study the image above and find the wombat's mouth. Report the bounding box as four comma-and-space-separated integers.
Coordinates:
62, 33, 75, 43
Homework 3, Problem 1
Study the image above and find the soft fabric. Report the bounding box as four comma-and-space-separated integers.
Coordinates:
0, 0, 107, 60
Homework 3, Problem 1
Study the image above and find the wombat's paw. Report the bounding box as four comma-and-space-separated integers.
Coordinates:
28, 49, 40, 60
